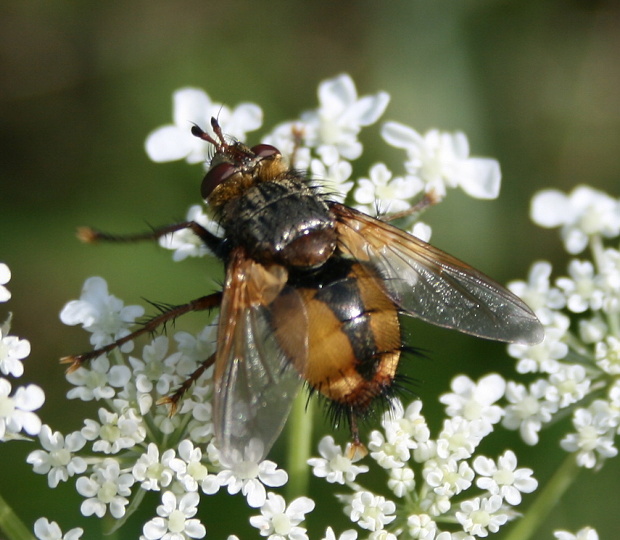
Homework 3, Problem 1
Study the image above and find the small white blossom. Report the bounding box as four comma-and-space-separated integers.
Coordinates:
300, 73, 389, 160
0, 328, 30, 377
142, 491, 206, 540
440, 374, 505, 433
308, 435, 368, 484
0, 263, 10, 302
503, 380, 558, 445
424, 458, 474, 498
132, 443, 179, 491
382, 122, 501, 200
27, 425, 87, 487
175, 439, 219, 494
556, 260, 604, 313
66, 355, 131, 401
435, 416, 485, 461
545, 364, 591, 409
145, 87, 262, 164
84, 404, 146, 454
249, 493, 315, 539
76, 458, 135, 518
346, 491, 396, 532
473, 450, 537, 505
554, 526, 599, 540
594, 335, 620, 375
455, 495, 509, 537
530, 186, 620, 254
159, 204, 223, 260
353, 162, 423, 214
560, 404, 618, 469
407, 514, 438, 540
387, 466, 415, 498
33, 517, 83, 540
0, 379, 44, 439
60, 276, 144, 351
217, 439, 288, 507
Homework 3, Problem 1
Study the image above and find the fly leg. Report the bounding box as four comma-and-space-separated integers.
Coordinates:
61, 292, 222, 372
77, 220, 222, 254
158, 352, 217, 414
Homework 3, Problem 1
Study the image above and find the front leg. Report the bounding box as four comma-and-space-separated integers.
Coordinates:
78, 220, 223, 254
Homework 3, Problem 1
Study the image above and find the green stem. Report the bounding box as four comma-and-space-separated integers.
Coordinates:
503, 453, 580, 540
286, 392, 315, 498
0, 491, 35, 540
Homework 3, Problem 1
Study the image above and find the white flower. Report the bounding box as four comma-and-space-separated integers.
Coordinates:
455, 495, 509, 537
346, 491, 396, 532
560, 404, 618, 469
554, 526, 599, 540
0, 263, 10, 302
33, 517, 83, 540
439, 374, 506, 433
76, 458, 135, 518
159, 204, 223, 260
381, 122, 501, 200
217, 439, 288, 507
300, 73, 389, 160
473, 450, 537, 505
27, 425, 87, 487
249, 493, 315, 539
142, 491, 206, 540
545, 364, 590, 409
530, 186, 620, 254
370, 399, 430, 468
353, 162, 423, 214
407, 514, 438, 540
84, 405, 146, 454
502, 380, 558, 445
308, 435, 368, 484
132, 443, 178, 491
145, 87, 262, 164
60, 276, 144, 350
423, 458, 474, 498
387, 466, 415, 498
175, 439, 219, 494
595, 335, 620, 375
0, 329, 30, 377
556, 260, 604, 313
435, 416, 485, 461
66, 355, 131, 401
0, 379, 44, 439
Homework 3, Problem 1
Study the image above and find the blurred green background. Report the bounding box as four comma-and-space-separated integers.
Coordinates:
1, 0, 619, 538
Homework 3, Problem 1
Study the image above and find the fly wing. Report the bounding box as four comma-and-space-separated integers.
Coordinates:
331, 203, 544, 345
213, 248, 307, 464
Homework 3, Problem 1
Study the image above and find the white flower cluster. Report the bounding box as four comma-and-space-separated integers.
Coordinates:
0, 263, 44, 443
308, 376, 538, 539
1, 266, 81, 539
504, 185, 620, 470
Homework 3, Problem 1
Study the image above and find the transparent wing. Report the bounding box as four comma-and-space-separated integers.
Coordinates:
213, 250, 307, 464
331, 203, 544, 345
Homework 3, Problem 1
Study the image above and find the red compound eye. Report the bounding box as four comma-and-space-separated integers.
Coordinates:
250, 144, 280, 158
201, 162, 236, 199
